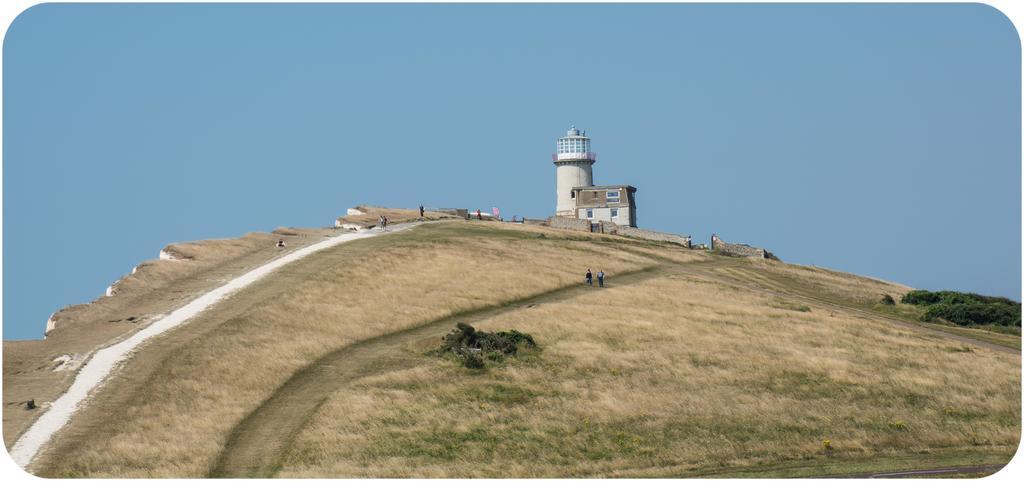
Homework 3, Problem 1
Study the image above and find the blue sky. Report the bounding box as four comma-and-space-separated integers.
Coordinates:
3, 3, 1020, 339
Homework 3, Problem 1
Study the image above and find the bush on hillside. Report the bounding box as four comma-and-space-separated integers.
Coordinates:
900, 289, 1021, 327
923, 302, 1021, 327
461, 351, 486, 369
437, 323, 538, 369
901, 290, 943, 305
881, 294, 896, 305
902, 290, 1017, 307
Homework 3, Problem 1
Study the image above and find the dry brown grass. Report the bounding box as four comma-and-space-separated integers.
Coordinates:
2, 227, 335, 447
720, 257, 912, 307
14, 221, 1019, 478
29, 222, 656, 477
276, 273, 1020, 477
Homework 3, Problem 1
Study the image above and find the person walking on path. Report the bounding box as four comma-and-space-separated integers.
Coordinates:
382, 216, 389, 232
377, 215, 384, 230
585, 268, 593, 286
597, 270, 605, 288
419, 205, 425, 217
476, 209, 482, 220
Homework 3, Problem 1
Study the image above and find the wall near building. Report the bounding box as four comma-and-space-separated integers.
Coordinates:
711, 234, 769, 258
605, 223, 691, 247
546, 216, 591, 232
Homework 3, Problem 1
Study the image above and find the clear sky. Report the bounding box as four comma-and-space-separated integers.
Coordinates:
2, 3, 1020, 339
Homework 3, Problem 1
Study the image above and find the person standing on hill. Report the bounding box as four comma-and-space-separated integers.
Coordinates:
476, 209, 482, 220
597, 270, 605, 288
419, 205, 424, 217
383, 216, 389, 232
586, 268, 593, 286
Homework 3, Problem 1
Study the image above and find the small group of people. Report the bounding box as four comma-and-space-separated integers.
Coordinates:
585, 268, 606, 288
378, 215, 390, 231
276, 239, 286, 248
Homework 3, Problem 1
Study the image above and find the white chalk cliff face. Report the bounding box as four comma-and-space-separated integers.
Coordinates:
44, 313, 57, 337
158, 249, 180, 261
334, 220, 363, 230
346, 207, 366, 216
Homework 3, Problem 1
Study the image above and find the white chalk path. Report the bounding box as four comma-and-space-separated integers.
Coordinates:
9, 223, 417, 468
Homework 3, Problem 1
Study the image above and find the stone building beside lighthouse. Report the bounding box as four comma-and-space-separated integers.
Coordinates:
552, 127, 637, 227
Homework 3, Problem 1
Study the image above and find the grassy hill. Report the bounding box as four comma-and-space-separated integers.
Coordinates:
2, 226, 339, 449
4, 210, 1020, 477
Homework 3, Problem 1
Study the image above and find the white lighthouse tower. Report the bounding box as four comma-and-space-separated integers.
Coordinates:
553, 126, 596, 216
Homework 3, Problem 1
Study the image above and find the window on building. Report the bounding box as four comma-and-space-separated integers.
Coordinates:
606, 191, 620, 202
586, 209, 594, 219
570, 191, 575, 199
611, 208, 619, 218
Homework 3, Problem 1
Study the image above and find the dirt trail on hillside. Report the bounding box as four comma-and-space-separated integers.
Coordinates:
824, 463, 1005, 478
209, 267, 663, 478
3, 227, 341, 448
10, 223, 422, 470
210, 254, 1017, 478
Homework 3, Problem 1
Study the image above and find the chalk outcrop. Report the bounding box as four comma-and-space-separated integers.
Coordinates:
334, 220, 363, 230
44, 313, 58, 337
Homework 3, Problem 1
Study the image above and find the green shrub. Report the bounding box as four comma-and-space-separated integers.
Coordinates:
437, 323, 538, 369
924, 302, 1020, 327
881, 294, 896, 305
901, 290, 943, 305
440, 322, 536, 355
461, 351, 486, 369
902, 290, 1017, 307
900, 289, 1020, 327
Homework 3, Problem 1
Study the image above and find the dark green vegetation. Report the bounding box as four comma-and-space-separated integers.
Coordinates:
436, 322, 538, 369
901, 290, 1021, 333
